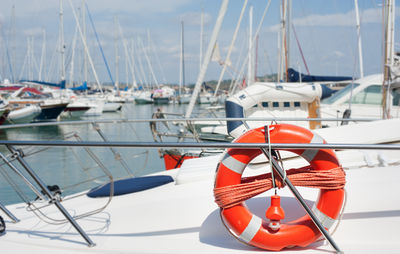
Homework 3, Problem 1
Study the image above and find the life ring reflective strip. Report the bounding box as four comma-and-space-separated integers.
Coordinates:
214, 124, 345, 251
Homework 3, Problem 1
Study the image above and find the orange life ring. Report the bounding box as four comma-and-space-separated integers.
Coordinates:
214, 124, 345, 251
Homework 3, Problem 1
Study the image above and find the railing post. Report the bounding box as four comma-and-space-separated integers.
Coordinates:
6, 145, 95, 247
92, 122, 134, 177
0, 202, 19, 223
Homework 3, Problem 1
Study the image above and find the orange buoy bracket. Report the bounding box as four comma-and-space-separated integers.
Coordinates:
265, 195, 285, 231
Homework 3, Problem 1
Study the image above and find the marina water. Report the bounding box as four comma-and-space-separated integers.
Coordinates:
0, 102, 204, 205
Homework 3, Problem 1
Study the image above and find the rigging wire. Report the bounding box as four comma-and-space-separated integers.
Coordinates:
85, 2, 114, 84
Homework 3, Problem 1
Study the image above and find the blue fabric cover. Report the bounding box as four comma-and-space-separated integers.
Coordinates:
287, 68, 352, 83
225, 99, 244, 134
87, 175, 174, 198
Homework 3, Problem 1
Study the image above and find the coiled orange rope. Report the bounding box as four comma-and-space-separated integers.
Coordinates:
214, 166, 346, 209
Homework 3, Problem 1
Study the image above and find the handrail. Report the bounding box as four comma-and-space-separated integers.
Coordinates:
0, 117, 379, 129
0, 140, 399, 150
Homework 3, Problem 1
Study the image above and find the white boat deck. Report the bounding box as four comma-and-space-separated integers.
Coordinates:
1, 150, 400, 253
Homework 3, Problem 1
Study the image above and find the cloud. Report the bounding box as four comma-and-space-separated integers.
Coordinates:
22, 27, 45, 36
178, 11, 212, 26
87, 0, 192, 14
268, 7, 384, 32
333, 50, 345, 58
0, 0, 192, 17
221, 45, 237, 53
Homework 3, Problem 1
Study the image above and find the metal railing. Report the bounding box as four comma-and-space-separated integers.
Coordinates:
0, 116, 379, 130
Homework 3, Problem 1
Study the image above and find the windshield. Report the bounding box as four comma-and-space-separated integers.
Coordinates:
322, 83, 360, 104
346, 85, 382, 105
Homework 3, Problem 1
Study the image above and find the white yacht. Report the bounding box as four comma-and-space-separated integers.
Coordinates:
320, 74, 400, 124
1, 118, 400, 253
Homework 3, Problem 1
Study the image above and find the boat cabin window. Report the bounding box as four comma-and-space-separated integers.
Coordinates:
283, 102, 290, 107
322, 83, 360, 104
347, 85, 381, 105
273, 102, 279, 107
294, 102, 301, 107
262, 102, 269, 107
392, 89, 400, 106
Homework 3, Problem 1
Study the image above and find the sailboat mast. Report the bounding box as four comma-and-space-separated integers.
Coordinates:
247, 5, 254, 85
82, 0, 88, 82
69, 26, 78, 86
179, 21, 185, 95
144, 31, 159, 87
68, 0, 103, 95
354, 0, 364, 78
200, 7, 204, 73
10, 5, 16, 82
39, 29, 46, 81
59, 0, 66, 82
278, 0, 288, 81
286, 0, 291, 80
114, 16, 120, 89
28, 36, 33, 80
185, 0, 229, 118
214, 0, 248, 96
382, 0, 395, 119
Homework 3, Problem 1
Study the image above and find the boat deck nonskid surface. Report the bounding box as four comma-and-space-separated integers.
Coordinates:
2, 159, 400, 253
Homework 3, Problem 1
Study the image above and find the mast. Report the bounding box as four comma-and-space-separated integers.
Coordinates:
116, 22, 137, 89
130, 39, 138, 88
278, 0, 288, 81
68, 0, 103, 95
230, 0, 272, 94
286, 0, 291, 79
382, 0, 395, 118
185, 0, 229, 118
39, 29, 46, 81
148, 31, 167, 84
214, 0, 248, 96
200, 7, 204, 73
135, 39, 149, 88
82, 0, 88, 82
69, 25, 78, 86
28, 36, 33, 80
277, 0, 291, 81
10, 5, 16, 82
354, 0, 364, 78
59, 0, 66, 82
143, 31, 159, 87
255, 34, 259, 81
247, 5, 254, 85
114, 16, 120, 89
179, 21, 185, 95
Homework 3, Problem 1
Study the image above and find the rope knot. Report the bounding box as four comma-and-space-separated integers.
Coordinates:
273, 176, 285, 189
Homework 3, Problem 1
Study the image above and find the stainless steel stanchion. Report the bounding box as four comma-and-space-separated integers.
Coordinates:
6, 145, 95, 247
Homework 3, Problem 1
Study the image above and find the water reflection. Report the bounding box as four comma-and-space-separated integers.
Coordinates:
0, 103, 209, 205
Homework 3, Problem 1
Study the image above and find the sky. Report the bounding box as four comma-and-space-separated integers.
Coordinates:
0, 0, 397, 87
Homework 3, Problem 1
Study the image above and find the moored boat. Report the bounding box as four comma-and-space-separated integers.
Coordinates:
5, 105, 42, 124
103, 102, 122, 112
